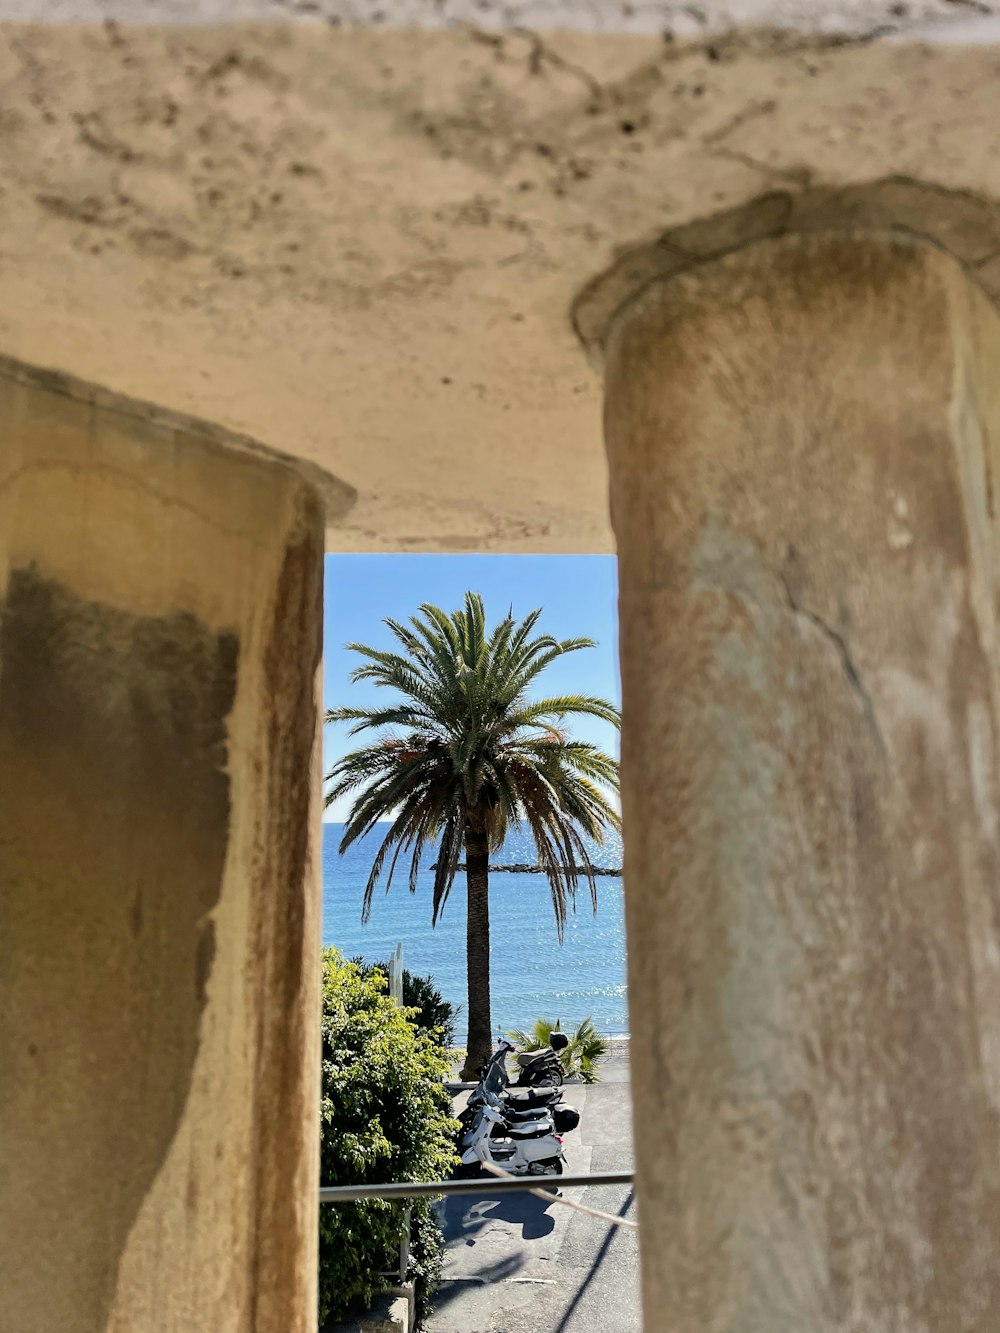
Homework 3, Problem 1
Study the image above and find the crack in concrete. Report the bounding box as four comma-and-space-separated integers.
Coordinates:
943, 0, 994, 14
703, 97, 777, 145
779, 571, 887, 759
706, 145, 813, 187
466, 21, 609, 101
509, 27, 605, 99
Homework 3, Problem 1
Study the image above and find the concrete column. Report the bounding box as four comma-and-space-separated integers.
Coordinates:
607, 233, 1000, 1331
0, 361, 324, 1331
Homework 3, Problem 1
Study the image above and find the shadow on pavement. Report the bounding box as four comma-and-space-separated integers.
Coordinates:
432, 1253, 526, 1309
442, 1189, 557, 1245
553, 1190, 635, 1333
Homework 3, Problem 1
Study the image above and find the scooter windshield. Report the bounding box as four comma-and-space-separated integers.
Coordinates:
482, 1061, 506, 1098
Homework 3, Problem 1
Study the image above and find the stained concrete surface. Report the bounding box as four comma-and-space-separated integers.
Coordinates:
428, 1058, 638, 1333
3, 1, 998, 38
3, 21, 1000, 553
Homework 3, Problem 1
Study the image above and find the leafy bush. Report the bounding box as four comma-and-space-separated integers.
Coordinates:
319, 949, 458, 1326
409, 1199, 446, 1325
351, 956, 459, 1048
400, 969, 460, 1049
508, 1016, 610, 1084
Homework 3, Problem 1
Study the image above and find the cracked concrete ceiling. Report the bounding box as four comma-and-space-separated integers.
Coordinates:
1, 10, 1000, 549
4, 2, 1000, 37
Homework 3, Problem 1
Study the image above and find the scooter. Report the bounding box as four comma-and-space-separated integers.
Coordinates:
469, 1039, 563, 1115
455, 1043, 581, 1176
457, 1098, 567, 1177
491, 1041, 580, 1116
476, 1033, 569, 1089
457, 1074, 564, 1138
511, 1031, 570, 1087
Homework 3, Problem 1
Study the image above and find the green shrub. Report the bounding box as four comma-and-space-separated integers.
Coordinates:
409, 1199, 446, 1325
508, 1016, 610, 1084
351, 956, 460, 1048
319, 949, 458, 1326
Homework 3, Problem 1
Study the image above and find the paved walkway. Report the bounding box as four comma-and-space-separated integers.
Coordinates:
427, 1060, 639, 1333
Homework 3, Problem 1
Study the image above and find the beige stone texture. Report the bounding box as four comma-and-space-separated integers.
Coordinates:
608, 230, 1000, 1331
0, 2, 993, 35
574, 178, 1000, 362
0, 357, 325, 1332
6, 11, 1000, 1333
2, 22, 1000, 549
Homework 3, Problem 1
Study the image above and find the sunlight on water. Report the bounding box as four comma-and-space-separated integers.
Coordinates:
322, 824, 629, 1034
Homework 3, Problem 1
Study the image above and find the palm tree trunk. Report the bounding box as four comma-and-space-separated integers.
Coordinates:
460, 823, 492, 1080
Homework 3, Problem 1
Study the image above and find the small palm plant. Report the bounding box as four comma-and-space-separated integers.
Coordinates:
509, 1016, 611, 1084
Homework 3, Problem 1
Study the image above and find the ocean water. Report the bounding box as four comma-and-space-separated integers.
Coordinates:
322, 823, 628, 1035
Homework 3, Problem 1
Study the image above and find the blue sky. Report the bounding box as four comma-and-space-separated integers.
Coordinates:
323, 555, 620, 821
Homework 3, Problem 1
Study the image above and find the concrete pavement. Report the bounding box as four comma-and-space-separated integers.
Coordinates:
427, 1062, 639, 1333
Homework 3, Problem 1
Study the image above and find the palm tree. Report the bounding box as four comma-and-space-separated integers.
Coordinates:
325, 592, 621, 1078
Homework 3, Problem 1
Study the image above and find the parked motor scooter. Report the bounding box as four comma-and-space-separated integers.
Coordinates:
471, 1039, 562, 1112
458, 1041, 565, 1133
461, 1071, 576, 1178
511, 1031, 570, 1087
477, 1034, 568, 1088
457, 1097, 566, 1177
455, 1042, 581, 1177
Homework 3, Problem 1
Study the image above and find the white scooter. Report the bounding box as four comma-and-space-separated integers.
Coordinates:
458, 1093, 567, 1177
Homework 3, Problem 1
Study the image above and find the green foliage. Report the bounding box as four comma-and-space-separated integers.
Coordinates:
319, 949, 458, 1326
409, 1200, 446, 1326
400, 969, 459, 1049
351, 957, 459, 1048
508, 1016, 611, 1085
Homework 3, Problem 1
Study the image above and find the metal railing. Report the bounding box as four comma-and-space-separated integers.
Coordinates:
319, 1171, 633, 1203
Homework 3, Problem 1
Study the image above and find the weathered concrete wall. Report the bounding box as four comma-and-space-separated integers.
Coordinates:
575, 178, 1000, 363
608, 232, 1000, 1329
0, 359, 324, 1331
1, 21, 1000, 550
0, 1, 996, 37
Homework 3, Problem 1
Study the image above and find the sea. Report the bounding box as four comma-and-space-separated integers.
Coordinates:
322, 822, 628, 1036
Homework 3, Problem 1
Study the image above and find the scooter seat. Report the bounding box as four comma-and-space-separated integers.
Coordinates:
503, 1122, 554, 1140
501, 1102, 553, 1122
516, 1048, 558, 1068
504, 1088, 560, 1110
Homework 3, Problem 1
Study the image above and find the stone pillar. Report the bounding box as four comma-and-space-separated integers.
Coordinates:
607, 233, 1000, 1331
0, 361, 324, 1331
